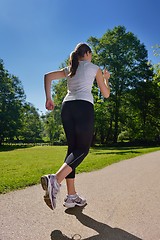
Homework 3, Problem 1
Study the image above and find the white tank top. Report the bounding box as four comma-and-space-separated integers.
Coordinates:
63, 60, 99, 104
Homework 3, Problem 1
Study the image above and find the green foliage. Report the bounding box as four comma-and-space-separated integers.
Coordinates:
0, 59, 26, 144
152, 44, 160, 57
88, 25, 153, 143
153, 63, 160, 86
20, 103, 43, 143
42, 111, 66, 144
152, 44, 160, 86
124, 80, 160, 142
0, 59, 43, 144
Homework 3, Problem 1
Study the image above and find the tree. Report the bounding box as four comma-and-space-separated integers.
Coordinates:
88, 25, 153, 143
0, 59, 44, 144
0, 59, 26, 144
152, 44, 160, 86
124, 80, 160, 142
153, 44, 160, 57
42, 111, 65, 144
19, 103, 43, 143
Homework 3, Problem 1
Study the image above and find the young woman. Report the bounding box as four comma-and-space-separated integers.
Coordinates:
41, 43, 110, 210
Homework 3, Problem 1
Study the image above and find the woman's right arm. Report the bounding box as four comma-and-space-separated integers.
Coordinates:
44, 69, 66, 110
96, 68, 110, 98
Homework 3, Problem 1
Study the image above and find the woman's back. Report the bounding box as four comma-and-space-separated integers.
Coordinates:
63, 60, 99, 104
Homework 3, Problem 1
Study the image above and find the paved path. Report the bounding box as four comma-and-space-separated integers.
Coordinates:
0, 151, 160, 240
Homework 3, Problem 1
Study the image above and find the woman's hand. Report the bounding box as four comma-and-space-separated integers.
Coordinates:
96, 68, 110, 98
103, 69, 110, 82
45, 99, 55, 110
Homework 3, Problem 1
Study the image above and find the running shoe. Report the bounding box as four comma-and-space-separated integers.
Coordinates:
41, 174, 60, 210
43, 191, 53, 210
63, 194, 86, 208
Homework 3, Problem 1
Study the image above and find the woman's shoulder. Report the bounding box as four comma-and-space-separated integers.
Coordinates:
85, 61, 99, 72
83, 62, 99, 77
85, 61, 98, 68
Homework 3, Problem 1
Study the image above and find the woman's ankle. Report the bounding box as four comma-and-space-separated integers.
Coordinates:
67, 191, 77, 195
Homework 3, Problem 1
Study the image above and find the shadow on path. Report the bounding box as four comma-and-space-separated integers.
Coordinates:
51, 206, 143, 240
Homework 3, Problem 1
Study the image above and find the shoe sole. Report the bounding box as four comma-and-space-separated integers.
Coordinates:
41, 176, 48, 191
63, 201, 87, 208
41, 175, 54, 210
44, 194, 53, 210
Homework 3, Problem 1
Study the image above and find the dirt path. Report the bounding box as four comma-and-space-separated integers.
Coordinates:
0, 151, 160, 240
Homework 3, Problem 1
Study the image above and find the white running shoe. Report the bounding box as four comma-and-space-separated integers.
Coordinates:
41, 174, 60, 210
63, 194, 86, 208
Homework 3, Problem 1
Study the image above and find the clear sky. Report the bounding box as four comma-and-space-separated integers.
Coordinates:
0, 0, 160, 114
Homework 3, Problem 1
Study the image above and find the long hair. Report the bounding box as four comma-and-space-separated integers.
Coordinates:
68, 43, 92, 78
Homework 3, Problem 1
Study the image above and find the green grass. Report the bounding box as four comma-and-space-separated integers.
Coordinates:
0, 145, 160, 194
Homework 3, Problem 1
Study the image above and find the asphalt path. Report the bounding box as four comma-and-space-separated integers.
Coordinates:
0, 151, 160, 240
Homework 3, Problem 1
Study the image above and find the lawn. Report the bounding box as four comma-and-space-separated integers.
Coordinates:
0, 145, 160, 193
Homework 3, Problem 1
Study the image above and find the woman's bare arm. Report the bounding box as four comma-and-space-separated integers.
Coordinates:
96, 68, 110, 98
44, 69, 66, 110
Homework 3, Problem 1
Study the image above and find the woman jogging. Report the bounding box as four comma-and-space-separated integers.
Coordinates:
41, 43, 110, 210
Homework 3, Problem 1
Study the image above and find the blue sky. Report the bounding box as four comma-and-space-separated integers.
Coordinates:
0, 0, 160, 114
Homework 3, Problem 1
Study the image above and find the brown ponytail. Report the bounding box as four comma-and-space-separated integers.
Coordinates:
68, 51, 79, 78
68, 43, 92, 78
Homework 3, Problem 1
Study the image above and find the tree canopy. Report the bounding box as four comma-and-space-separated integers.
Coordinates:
0, 59, 43, 145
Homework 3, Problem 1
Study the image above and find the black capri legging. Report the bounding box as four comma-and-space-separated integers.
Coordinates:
61, 100, 94, 178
